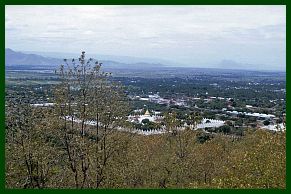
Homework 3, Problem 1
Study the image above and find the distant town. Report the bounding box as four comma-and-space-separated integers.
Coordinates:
6, 52, 286, 137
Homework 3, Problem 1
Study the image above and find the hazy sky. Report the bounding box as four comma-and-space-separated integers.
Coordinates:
5, 5, 286, 70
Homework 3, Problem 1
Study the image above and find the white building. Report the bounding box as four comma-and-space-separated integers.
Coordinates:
128, 110, 163, 123
196, 118, 225, 129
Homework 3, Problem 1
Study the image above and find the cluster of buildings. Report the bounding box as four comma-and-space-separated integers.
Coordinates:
226, 110, 276, 119
131, 94, 188, 107
30, 103, 55, 107
29, 93, 284, 136
128, 109, 225, 127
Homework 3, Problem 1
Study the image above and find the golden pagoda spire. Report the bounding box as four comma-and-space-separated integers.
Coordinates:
144, 109, 150, 116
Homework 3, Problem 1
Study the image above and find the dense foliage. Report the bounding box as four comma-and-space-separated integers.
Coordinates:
6, 113, 286, 189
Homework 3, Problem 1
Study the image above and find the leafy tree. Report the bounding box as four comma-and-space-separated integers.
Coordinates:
54, 51, 130, 188
141, 119, 150, 125
218, 125, 231, 134
196, 132, 213, 144
263, 120, 270, 126
6, 100, 60, 188
187, 111, 203, 129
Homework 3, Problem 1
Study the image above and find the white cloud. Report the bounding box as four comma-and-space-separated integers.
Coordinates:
5, 5, 286, 70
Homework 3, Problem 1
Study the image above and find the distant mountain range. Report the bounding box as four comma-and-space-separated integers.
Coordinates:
5, 48, 167, 69
21, 50, 180, 66
5, 48, 62, 66
216, 59, 267, 71
5, 48, 285, 72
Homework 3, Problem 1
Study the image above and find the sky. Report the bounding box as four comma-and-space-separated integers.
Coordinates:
5, 5, 286, 70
